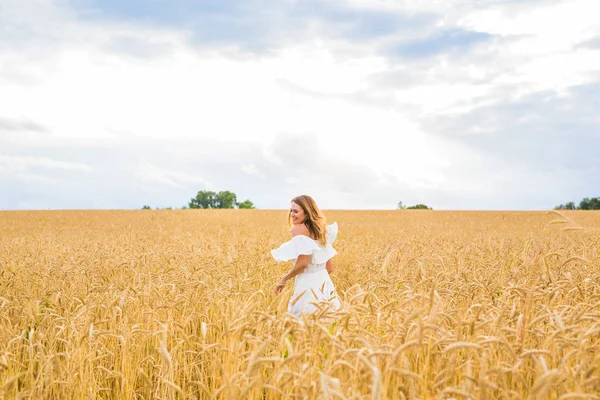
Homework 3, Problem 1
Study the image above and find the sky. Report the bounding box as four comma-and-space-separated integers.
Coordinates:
1, 0, 599, 210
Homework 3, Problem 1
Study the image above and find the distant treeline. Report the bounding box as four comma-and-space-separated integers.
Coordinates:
142, 190, 255, 210
397, 202, 433, 210
188, 190, 254, 209
555, 197, 600, 210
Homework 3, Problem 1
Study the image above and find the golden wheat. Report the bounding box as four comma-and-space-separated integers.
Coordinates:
0, 210, 599, 399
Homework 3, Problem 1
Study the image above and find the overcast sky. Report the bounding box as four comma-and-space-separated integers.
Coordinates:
1, 0, 599, 210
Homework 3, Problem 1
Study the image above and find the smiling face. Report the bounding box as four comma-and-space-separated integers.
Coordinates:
290, 202, 306, 225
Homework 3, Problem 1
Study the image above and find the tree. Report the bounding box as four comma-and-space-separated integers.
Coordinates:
406, 204, 432, 210
554, 202, 576, 210
215, 191, 237, 209
555, 197, 599, 210
189, 191, 217, 209
238, 199, 255, 209
188, 190, 249, 209
579, 197, 600, 210
142, 205, 151, 210
397, 201, 406, 210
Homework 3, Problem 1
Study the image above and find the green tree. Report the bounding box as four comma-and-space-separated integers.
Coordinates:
579, 197, 600, 210
189, 191, 217, 209
555, 197, 599, 210
238, 199, 255, 209
554, 202, 576, 210
215, 191, 237, 209
142, 205, 151, 210
397, 201, 406, 210
189, 190, 250, 209
406, 204, 432, 210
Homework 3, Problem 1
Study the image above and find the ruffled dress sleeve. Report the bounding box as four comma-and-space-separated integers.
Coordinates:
271, 222, 338, 264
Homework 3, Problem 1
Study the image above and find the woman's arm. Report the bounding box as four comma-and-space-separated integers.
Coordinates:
274, 254, 309, 294
282, 254, 309, 281
326, 258, 334, 274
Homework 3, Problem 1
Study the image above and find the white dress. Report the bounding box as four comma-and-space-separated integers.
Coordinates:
271, 222, 341, 317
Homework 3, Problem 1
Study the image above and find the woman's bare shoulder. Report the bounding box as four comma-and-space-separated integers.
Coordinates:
291, 224, 311, 238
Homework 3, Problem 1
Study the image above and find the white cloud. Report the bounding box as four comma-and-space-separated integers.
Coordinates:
133, 161, 213, 189
342, 0, 465, 13
338, 0, 600, 114
0, 154, 91, 190
0, 0, 598, 209
241, 163, 266, 179
457, 0, 600, 96
0, 154, 92, 173
268, 45, 387, 94
0, 168, 58, 185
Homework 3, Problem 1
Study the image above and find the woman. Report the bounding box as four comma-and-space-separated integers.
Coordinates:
271, 195, 341, 317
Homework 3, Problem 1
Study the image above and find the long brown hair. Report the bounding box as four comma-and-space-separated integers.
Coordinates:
288, 195, 327, 246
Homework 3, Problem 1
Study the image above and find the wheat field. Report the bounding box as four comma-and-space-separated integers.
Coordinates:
1, 209, 599, 399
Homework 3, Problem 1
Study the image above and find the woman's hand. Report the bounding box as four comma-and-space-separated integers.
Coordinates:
274, 257, 308, 295
274, 278, 287, 294
326, 259, 334, 274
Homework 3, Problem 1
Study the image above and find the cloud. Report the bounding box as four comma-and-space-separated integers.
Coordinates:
0, 153, 95, 208
0, 114, 593, 211
102, 35, 177, 60
0, 154, 92, 173
410, 82, 600, 208
133, 161, 213, 189
420, 82, 600, 169
0, 118, 48, 133
70, 0, 435, 53
264, 132, 415, 208
578, 35, 600, 49
241, 163, 266, 180
1, 0, 599, 210
0, 133, 421, 210
391, 28, 493, 58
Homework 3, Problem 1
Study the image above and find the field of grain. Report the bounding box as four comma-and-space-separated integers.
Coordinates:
1, 210, 599, 399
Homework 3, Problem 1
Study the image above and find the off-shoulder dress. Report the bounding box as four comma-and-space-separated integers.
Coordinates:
271, 222, 341, 317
